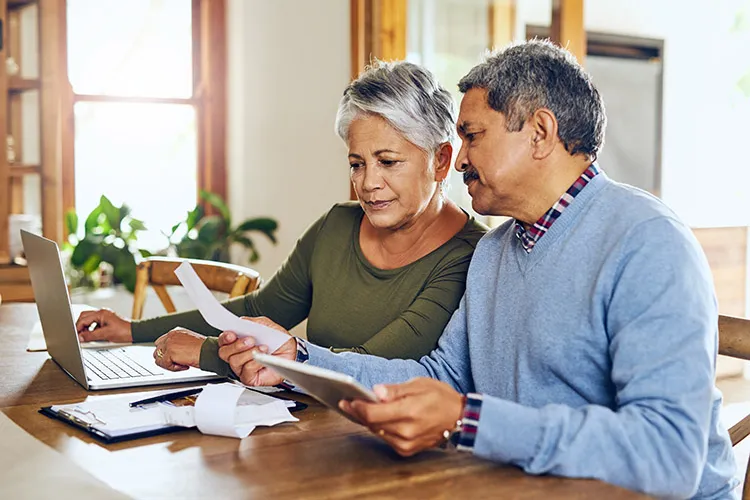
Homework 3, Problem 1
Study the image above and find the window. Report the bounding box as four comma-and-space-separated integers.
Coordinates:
65, 0, 226, 250
406, 0, 493, 220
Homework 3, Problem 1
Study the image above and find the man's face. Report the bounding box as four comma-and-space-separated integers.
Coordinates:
455, 88, 532, 216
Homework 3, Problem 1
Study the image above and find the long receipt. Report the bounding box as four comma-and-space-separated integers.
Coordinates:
173, 262, 288, 352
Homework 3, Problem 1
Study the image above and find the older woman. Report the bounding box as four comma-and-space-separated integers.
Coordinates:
75, 61, 486, 377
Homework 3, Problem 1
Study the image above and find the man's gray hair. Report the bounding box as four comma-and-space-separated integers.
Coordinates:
458, 39, 606, 160
335, 60, 456, 152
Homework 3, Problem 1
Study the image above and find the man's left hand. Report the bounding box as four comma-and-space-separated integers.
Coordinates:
340, 377, 465, 457
153, 328, 206, 371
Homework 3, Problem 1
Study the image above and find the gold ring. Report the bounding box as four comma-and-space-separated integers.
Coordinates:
378, 429, 385, 437
156, 348, 164, 359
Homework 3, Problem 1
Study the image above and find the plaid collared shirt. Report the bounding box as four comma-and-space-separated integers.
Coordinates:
515, 164, 600, 253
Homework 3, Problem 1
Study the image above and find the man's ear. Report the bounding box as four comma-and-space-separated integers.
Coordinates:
433, 142, 453, 182
529, 108, 558, 160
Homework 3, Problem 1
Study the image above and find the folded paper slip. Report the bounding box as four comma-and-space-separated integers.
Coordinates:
174, 262, 289, 352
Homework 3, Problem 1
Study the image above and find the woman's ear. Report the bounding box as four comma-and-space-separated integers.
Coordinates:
529, 108, 558, 160
433, 142, 453, 182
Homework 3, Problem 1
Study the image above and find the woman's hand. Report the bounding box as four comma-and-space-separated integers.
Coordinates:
153, 328, 205, 371
75, 309, 133, 343
218, 316, 297, 386
339, 378, 465, 457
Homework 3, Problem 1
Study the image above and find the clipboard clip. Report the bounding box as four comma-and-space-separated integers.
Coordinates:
57, 409, 96, 430
57, 407, 108, 429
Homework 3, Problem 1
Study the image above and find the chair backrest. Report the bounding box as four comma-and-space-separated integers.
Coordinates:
131, 257, 261, 320
718, 314, 750, 499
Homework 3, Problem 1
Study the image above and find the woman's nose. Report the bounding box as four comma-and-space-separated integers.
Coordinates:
361, 166, 384, 191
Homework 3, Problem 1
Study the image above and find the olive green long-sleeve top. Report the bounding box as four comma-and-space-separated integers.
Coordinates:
132, 202, 487, 375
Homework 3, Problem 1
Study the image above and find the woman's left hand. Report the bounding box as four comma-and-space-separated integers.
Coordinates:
153, 328, 206, 371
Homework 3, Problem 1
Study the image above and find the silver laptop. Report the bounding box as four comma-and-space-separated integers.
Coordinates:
21, 230, 223, 390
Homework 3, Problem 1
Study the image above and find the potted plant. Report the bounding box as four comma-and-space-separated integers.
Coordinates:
166, 190, 278, 264
64, 195, 148, 293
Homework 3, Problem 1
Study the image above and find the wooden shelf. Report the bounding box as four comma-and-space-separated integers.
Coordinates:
9, 164, 41, 177
7, 77, 40, 94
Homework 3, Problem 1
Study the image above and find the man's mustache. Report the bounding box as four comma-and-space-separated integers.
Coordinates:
463, 168, 479, 184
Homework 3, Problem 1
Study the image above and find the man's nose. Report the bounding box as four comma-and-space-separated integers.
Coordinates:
455, 145, 469, 172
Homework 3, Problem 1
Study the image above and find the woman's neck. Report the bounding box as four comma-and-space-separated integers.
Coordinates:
360, 192, 466, 270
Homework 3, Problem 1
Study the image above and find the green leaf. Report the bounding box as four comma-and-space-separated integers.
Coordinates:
235, 217, 278, 244
64, 210, 78, 236
128, 218, 147, 232
196, 216, 226, 243
139, 249, 154, 258
112, 249, 137, 293
119, 204, 132, 222
70, 238, 98, 268
200, 190, 231, 225
234, 235, 259, 263
99, 195, 121, 232
81, 254, 102, 275
186, 205, 204, 230
176, 239, 210, 260
84, 206, 102, 235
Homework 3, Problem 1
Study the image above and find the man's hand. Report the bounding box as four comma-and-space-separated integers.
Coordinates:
75, 309, 133, 343
340, 378, 465, 457
153, 328, 206, 371
217, 316, 296, 386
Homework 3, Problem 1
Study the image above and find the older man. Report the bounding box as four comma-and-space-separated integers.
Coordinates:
219, 40, 737, 498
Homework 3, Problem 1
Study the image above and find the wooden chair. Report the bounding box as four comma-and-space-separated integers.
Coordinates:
719, 314, 750, 499
131, 257, 261, 320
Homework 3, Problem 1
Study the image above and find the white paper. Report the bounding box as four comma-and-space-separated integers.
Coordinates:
27, 304, 129, 352
170, 383, 297, 439
173, 262, 288, 352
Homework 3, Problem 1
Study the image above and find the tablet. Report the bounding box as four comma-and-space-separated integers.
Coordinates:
252, 353, 377, 418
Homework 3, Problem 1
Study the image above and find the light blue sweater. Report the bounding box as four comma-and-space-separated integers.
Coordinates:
303, 173, 738, 499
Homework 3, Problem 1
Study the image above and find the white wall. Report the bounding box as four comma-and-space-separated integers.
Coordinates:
226, 0, 351, 281
516, 0, 750, 228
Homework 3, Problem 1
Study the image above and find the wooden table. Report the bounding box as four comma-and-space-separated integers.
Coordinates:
0, 303, 648, 499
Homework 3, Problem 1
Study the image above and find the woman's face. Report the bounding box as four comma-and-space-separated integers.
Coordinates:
347, 115, 448, 230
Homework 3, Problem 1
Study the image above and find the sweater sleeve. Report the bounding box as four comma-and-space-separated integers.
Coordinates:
467, 217, 720, 499
133, 210, 327, 374
330, 248, 474, 359
306, 293, 475, 394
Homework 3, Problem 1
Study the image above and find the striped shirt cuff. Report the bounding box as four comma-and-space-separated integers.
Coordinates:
276, 337, 310, 391
456, 393, 483, 452
295, 337, 310, 363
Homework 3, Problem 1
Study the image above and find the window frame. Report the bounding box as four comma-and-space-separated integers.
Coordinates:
61, 0, 227, 235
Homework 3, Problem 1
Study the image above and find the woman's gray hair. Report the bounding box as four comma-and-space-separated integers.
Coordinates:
335, 60, 456, 153
458, 39, 606, 160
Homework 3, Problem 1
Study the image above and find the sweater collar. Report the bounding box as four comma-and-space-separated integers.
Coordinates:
514, 163, 601, 253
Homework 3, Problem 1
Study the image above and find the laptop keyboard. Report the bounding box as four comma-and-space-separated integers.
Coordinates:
83, 348, 162, 381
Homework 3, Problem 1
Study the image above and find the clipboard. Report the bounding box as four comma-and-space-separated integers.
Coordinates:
39, 387, 308, 444
39, 405, 188, 444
